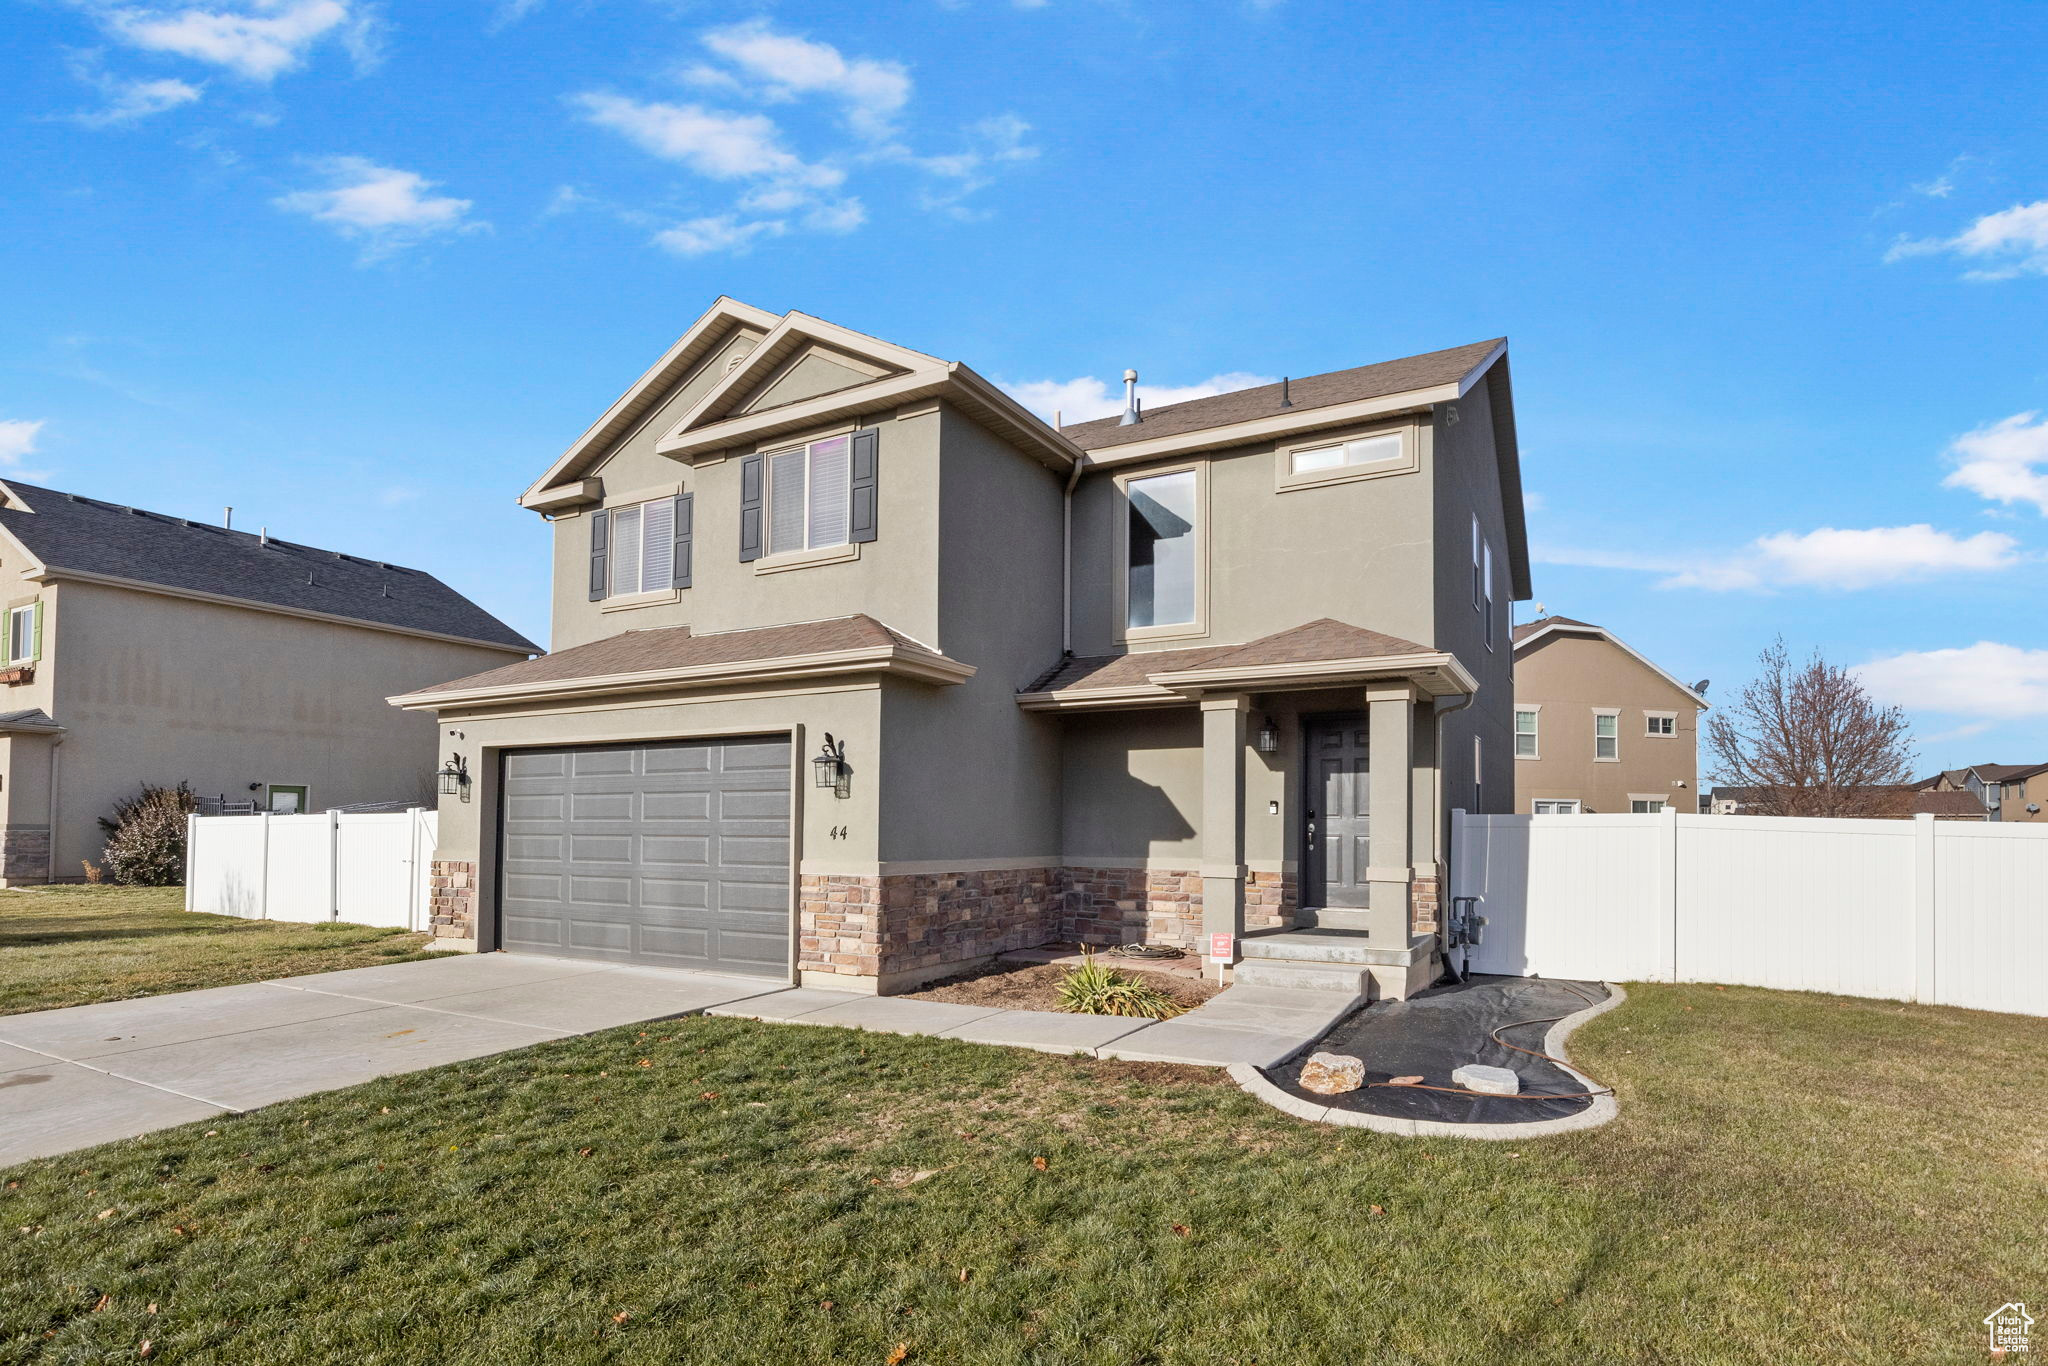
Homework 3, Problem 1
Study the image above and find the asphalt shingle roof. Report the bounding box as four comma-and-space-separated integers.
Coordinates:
1022, 618, 1432, 694
0, 481, 536, 653
1059, 338, 1504, 452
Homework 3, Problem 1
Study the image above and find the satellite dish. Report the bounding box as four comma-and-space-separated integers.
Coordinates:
1692, 679, 1710, 695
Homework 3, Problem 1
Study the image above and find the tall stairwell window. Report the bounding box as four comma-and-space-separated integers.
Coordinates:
1123, 467, 1200, 633
768, 435, 851, 555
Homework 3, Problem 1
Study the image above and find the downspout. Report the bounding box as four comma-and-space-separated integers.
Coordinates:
1432, 688, 1476, 979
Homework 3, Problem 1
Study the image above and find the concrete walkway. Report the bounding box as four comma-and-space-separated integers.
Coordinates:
2, 957, 1366, 1167
0, 955, 785, 1165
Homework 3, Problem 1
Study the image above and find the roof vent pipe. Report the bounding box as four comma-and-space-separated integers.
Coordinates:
1280, 377, 1292, 408
223, 506, 233, 530
260, 526, 268, 547
1118, 368, 1141, 426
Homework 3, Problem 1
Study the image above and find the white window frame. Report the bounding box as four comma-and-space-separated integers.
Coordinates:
1273, 422, 1416, 493
1513, 706, 1540, 759
1644, 711, 1678, 737
1471, 514, 1483, 609
1112, 459, 1209, 644
1629, 795, 1667, 814
1473, 734, 1484, 811
1532, 799, 1582, 815
762, 432, 856, 561
1593, 708, 1621, 763
602, 492, 679, 601
5, 605, 34, 665
1482, 539, 1496, 650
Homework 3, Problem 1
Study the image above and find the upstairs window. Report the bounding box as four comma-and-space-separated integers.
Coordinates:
1125, 467, 1200, 631
768, 434, 852, 556
1471, 515, 1482, 608
1482, 539, 1496, 648
6, 604, 38, 664
1514, 707, 1540, 758
606, 498, 676, 596
1645, 713, 1677, 737
1593, 710, 1620, 762
1631, 797, 1667, 814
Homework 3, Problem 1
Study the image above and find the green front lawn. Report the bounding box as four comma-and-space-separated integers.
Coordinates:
0, 886, 444, 1016
3, 981, 2041, 1363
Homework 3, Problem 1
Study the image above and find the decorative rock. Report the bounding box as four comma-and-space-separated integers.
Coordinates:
1452, 1064, 1521, 1096
1298, 1051, 1366, 1095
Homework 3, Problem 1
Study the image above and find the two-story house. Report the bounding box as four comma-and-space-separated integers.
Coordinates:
1921, 763, 2048, 822
395, 298, 1530, 998
0, 481, 536, 884
1510, 615, 1707, 814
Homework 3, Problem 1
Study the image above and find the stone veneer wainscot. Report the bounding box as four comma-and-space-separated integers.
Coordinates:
428, 859, 478, 941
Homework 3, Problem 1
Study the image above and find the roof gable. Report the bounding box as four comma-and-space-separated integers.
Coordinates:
1513, 616, 1707, 708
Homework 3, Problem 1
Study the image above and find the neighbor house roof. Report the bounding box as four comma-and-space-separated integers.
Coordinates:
1969, 762, 2048, 782
1512, 614, 1708, 709
1059, 339, 1507, 452
392, 614, 972, 709
1712, 785, 1988, 819
0, 481, 536, 653
1019, 618, 1474, 708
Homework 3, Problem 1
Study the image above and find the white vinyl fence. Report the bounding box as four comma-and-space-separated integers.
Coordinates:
1451, 809, 2048, 1018
185, 809, 438, 931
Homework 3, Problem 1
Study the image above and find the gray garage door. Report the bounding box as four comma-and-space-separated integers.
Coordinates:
496, 736, 792, 976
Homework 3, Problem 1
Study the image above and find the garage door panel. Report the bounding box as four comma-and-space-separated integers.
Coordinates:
497, 736, 791, 976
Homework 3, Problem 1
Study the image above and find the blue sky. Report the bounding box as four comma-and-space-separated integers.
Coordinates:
6, 0, 2047, 772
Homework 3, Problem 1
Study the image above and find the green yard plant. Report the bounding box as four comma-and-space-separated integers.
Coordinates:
1053, 950, 1186, 1019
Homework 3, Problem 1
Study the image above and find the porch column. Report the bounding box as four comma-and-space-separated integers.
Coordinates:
1199, 693, 1250, 954
1365, 682, 1416, 945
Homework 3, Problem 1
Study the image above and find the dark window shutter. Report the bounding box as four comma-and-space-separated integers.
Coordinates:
738, 454, 765, 562
673, 493, 693, 588
587, 508, 610, 601
849, 427, 879, 544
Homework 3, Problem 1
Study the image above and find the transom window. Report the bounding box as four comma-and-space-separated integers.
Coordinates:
1645, 713, 1676, 736
606, 498, 676, 596
1125, 468, 1199, 630
1514, 708, 1540, 758
767, 434, 852, 556
1593, 710, 1620, 761
6, 604, 36, 664
1533, 799, 1581, 815
1288, 432, 1402, 476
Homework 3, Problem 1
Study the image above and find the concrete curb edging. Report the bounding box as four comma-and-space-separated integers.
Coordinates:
1227, 983, 1629, 1140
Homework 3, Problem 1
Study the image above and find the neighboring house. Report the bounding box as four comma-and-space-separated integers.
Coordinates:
1509, 615, 1705, 814
394, 297, 1530, 998
1921, 763, 2048, 822
0, 481, 536, 885
1710, 784, 1989, 821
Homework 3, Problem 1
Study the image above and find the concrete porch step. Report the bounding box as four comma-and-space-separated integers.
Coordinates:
1241, 930, 1396, 966
1303, 908, 1374, 932
1230, 957, 1373, 994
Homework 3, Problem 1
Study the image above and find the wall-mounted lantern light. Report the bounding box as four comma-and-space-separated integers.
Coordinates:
812, 733, 851, 799
438, 752, 471, 801
1255, 716, 1281, 754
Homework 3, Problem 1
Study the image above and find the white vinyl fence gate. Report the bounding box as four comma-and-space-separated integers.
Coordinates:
184, 809, 438, 931
1451, 809, 2048, 1018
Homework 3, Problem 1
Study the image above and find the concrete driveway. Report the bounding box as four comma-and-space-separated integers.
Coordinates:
0, 955, 786, 1166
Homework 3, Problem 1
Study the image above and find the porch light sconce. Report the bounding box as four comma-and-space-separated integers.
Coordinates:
1255, 716, 1281, 754
813, 734, 851, 800
438, 753, 471, 801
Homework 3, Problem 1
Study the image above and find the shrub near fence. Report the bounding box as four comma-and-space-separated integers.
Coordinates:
1452, 809, 2048, 1018
185, 809, 438, 932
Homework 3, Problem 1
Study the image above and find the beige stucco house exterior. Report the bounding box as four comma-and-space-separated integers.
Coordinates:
395, 297, 1531, 997
1922, 763, 2048, 822
0, 481, 535, 885
1510, 615, 1706, 814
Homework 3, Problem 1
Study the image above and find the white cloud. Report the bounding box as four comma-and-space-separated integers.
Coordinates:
700, 19, 910, 139
999, 371, 1277, 425
69, 72, 203, 127
95, 0, 358, 81
910, 113, 1039, 216
1539, 524, 2021, 591
1855, 642, 2048, 720
572, 93, 840, 188
0, 420, 48, 468
652, 215, 788, 257
273, 156, 481, 259
1944, 410, 2048, 515
1888, 199, 2048, 280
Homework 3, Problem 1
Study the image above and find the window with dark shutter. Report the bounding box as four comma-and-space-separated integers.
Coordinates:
674, 492, 693, 588
849, 427, 879, 544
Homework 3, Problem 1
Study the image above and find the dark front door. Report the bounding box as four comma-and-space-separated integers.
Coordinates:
1303, 717, 1371, 909
496, 736, 792, 976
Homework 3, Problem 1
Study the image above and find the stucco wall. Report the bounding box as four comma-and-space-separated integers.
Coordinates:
44, 579, 521, 878
548, 353, 943, 654
1511, 631, 1702, 813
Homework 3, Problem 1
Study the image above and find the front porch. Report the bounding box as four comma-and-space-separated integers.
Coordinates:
1022, 617, 1478, 1000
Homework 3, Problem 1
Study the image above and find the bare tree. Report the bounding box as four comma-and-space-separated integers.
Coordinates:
1705, 638, 1917, 818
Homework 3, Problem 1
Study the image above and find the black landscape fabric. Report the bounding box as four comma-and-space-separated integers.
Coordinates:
1271, 975, 1609, 1125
